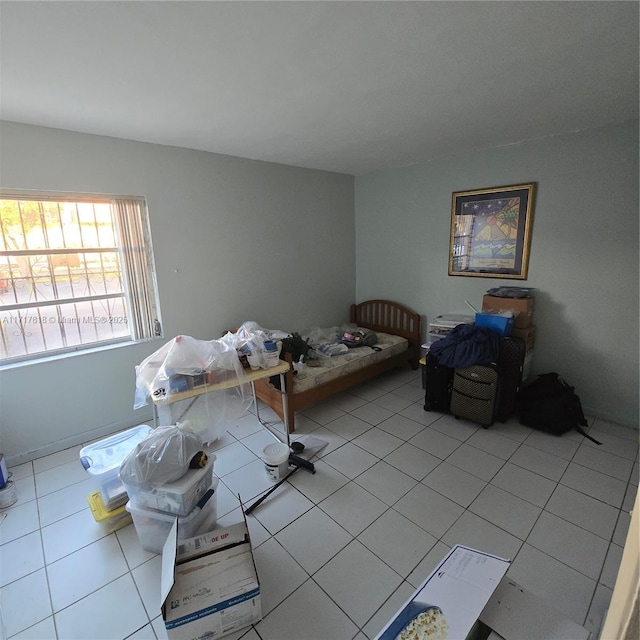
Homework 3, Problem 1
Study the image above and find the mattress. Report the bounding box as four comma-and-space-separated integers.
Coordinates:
292, 331, 408, 394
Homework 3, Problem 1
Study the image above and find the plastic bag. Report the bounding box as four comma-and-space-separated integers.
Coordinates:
134, 335, 253, 443
305, 325, 342, 348
119, 422, 204, 491
306, 324, 378, 355
222, 321, 286, 370
135, 335, 240, 406
316, 342, 349, 357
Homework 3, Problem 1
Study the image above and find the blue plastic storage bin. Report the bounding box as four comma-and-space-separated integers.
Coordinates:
475, 312, 514, 336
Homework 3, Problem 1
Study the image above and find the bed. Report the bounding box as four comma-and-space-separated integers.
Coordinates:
253, 299, 421, 433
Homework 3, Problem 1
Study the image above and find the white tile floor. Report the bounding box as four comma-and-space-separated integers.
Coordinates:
1, 367, 638, 640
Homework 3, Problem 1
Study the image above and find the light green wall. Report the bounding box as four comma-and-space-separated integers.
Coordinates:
0, 122, 355, 463
355, 120, 639, 427
2, 120, 637, 463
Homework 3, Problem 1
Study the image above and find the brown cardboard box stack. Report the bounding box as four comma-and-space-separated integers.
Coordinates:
482, 289, 535, 380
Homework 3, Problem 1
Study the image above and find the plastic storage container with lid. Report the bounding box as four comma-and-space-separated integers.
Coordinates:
87, 491, 133, 533
474, 311, 514, 337
79, 424, 153, 510
427, 314, 474, 347
123, 455, 215, 516
126, 477, 218, 553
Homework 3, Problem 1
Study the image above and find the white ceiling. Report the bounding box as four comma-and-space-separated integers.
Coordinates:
1, 1, 638, 176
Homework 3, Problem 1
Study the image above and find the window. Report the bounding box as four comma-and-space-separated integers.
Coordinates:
0, 193, 162, 363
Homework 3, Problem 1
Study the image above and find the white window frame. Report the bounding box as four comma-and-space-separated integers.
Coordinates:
0, 191, 162, 364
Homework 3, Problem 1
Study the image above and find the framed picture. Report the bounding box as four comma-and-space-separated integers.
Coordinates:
449, 182, 536, 279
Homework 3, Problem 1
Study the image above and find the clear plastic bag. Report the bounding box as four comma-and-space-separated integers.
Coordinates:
305, 325, 350, 357
119, 423, 204, 491
222, 321, 286, 370
134, 335, 253, 443
317, 342, 348, 357
305, 325, 342, 348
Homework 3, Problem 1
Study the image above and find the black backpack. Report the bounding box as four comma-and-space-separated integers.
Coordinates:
516, 373, 601, 444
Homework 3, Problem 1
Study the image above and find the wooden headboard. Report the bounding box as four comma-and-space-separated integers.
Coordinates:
251, 299, 421, 433
350, 299, 421, 354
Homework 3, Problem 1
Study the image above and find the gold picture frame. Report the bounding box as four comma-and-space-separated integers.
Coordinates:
449, 183, 536, 279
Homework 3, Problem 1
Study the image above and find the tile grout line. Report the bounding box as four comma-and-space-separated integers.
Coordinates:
1, 383, 635, 640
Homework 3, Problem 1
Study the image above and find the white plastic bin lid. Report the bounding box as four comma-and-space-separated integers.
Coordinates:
80, 425, 153, 475
431, 314, 475, 328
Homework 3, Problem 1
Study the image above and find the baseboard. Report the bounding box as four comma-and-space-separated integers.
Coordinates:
582, 405, 639, 430
5, 411, 154, 467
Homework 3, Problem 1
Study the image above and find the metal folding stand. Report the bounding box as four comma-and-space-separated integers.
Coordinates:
151, 360, 317, 515
249, 360, 291, 449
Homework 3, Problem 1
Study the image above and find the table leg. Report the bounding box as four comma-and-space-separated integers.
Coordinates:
251, 379, 291, 449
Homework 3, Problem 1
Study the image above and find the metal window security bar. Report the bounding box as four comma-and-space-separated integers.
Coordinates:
0, 193, 161, 363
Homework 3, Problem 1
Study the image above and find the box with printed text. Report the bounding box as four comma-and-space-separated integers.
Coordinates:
375, 546, 509, 640
375, 545, 590, 640
161, 518, 261, 640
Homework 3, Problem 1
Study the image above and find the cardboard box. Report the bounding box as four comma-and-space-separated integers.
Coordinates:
375, 546, 510, 640
376, 547, 591, 640
479, 577, 591, 640
523, 351, 533, 381
161, 519, 261, 640
510, 325, 536, 352
482, 295, 534, 329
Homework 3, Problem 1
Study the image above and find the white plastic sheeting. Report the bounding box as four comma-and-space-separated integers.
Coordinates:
134, 335, 253, 443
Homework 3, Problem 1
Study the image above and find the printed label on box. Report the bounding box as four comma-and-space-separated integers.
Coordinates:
162, 519, 261, 640
376, 546, 509, 640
